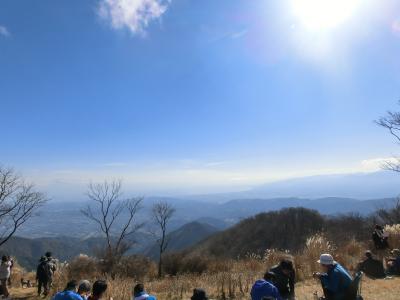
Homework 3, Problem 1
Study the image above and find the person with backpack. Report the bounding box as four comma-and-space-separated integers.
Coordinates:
53, 280, 83, 300
132, 283, 156, 300
0, 255, 11, 299
269, 259, 296, 300
45, 251, 57, 287
313, 254, 352, 300
251, 271, 282, 300
37, 256, 51, 296
372, 225, 389, 250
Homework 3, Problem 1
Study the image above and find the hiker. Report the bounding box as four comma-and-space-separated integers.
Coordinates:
372, 224, 389, 250
269, 259, 295, 300
386, 249, 400, 275
53, 280, 83, 300
356, 250, 385, 279
0, 255, 11, 299
191, 288, 208, 300
78, 280, 92, 300
37, 256, 51, 296
133, 283, 156, 300
251, 271, 282, 300
88, 280, 108, 300
7, 256, 13, 286
313, 254, 352, 300
45, 251, 57, 288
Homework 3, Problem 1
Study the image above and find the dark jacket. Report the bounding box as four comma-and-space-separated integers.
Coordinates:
269, 265, 295, 299
356, 257, 385, 279
36, 261, 51, 281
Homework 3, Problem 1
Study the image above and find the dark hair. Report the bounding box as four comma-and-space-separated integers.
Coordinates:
365, 251, 372, 259
280, 259, 294, 271
191, 288, 208, 300
263, 271, 276, 281
45, 252, 52, 258
65, 280, 78, 291
1, 256, 8, 262
133, 283, 144, 295
92, 280, 107, 297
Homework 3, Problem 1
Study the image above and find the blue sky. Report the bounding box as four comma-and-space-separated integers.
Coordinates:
1, 0, 400, 195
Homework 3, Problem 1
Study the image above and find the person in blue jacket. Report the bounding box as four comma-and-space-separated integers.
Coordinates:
313, 254, 353, 300
53, 280, 83, 300
251, 271, 282, 300
133, 283, 156, 300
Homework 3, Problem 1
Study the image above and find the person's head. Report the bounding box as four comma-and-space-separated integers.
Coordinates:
191, 288, 208, 300
375, 224, 383, 230
263, 271, 276, 283
365, 250, 373, 259
92, 280, 107, 298
317, 254, 336, 272
1, 256, 8, 263
78, 280, 91, 296
65, 280, 78, 292
45, 252, 52, 258
133, 283, 144, 296
279, 259, 294, 275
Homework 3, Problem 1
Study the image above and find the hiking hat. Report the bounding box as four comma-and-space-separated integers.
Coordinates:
317, 254, 336, 265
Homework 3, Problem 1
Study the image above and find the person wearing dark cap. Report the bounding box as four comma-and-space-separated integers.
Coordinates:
45, 251, 57, 288
269, 259, 295, 299
251, 271, 282, 300
36, 256, 51, 296
356, 250, 385, 279
53, 280, 83, 300
191, 288, 208, 300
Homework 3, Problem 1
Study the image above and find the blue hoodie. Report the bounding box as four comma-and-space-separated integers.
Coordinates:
133, 292, 156, 300
251, 279, 282, 300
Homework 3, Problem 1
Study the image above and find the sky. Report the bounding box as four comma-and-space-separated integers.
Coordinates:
1, 0, 400, 196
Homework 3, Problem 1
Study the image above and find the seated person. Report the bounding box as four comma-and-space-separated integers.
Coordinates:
386, 249, 400, 275
191, 288, 208, 300
133, 283, 156, 300
356, 250, 385, 279
88, 280, 108, 300
313, 254, 352, 300
251, 271, 282, 300
269, 259, 295, 300
53, 280, 83, 300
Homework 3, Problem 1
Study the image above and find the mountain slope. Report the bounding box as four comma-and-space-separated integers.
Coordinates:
145, 221, 220, 259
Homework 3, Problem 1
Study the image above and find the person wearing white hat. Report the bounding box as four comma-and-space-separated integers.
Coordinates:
313, 254, 352, 300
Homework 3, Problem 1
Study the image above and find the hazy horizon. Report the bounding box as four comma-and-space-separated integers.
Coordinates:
1, 0, 400, 196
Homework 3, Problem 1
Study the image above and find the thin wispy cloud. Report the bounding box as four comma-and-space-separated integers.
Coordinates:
392, 20, 400, 36
98, 0, 171, 35
0, 25, 10, 37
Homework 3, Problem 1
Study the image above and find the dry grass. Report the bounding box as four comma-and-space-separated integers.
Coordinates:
7, 229, 400, 300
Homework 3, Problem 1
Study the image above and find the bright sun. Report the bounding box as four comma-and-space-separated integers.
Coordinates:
292, 0, 360, 31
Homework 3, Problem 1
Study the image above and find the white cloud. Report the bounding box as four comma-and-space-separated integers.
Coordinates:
0, 25, 10, 37
360, 157, 397, 172
98, 0, 170, 35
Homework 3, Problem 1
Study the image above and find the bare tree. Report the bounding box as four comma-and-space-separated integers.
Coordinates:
82, 180, 143, 272
0, 166, 47, 247
151, 201, 175, 277
376, 104, 400, 172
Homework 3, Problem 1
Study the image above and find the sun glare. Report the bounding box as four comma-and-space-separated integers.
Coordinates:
292, 0, 360, 31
